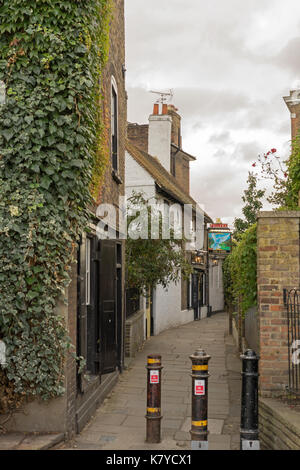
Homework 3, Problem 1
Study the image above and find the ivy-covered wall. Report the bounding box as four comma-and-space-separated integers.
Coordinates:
0, 0, 111, 415
223, 223, 257, 317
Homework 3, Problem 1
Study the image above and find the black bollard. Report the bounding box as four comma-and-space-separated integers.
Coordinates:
189, 348, 211, 450
145, 354, 163, 443
240, 349, 260, 450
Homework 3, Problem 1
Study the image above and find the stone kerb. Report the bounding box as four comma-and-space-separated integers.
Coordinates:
257, 211, 300, 397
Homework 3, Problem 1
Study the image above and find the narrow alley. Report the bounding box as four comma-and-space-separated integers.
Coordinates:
59, 312, 241, 451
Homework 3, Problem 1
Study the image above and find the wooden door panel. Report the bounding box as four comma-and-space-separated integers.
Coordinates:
99, 241, 117, 374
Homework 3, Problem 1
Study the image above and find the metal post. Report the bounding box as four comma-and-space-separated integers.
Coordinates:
189, 348, 211, 450
145, 354, 163, 443
240, 349, 260, 450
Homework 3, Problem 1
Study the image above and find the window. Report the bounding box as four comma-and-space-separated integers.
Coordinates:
187, 274, 192, 309
111, 78, 118, 172
86, 237, 91, 305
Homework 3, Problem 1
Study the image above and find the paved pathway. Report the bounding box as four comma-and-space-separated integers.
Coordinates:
61, 312, 241, 450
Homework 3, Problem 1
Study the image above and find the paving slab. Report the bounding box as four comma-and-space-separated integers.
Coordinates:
0, 433, 24, 450
0, 433, 64, 451
181, 417, 224, 434
57, 312, 241, 451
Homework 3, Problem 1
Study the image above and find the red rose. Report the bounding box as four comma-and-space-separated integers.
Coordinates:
252, 163, 256, 167
271, 148, 276, 153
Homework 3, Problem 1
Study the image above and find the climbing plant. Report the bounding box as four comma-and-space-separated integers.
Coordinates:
251, 144, 300, 210
0, 0, 112, 412
283, 136, 300, 210
126, 193, 192, 293
233, 172, 265, 240
223, 223, 257, 317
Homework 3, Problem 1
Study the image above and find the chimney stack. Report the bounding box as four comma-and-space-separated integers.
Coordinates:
283, 81, 300, 142
283, 81, 300, 207
167, 104, 182, 148
153, 103, 159, 115
162, 104, 168, 115
148, 102, 172, 172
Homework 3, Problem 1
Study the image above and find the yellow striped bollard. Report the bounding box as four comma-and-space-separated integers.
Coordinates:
145, 354, 163, 443
189, 348, 211, 450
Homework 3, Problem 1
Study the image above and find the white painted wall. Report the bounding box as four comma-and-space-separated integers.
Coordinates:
125, 148, 195, 336
152, 278, 194, 335
148, 114, 172, 172
209, 259, 224, 312
125, 150, 156, 199
200, 305, 208, 319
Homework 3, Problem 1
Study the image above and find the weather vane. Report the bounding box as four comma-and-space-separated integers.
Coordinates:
149, 89, 174, 104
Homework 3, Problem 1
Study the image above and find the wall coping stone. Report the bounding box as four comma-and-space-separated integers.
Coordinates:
260, 397, 300, 439
258, 210, 300, 219
125, 309, 144, 326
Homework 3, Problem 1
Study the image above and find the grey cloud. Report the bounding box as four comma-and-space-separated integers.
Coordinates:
190, 138, 269, 221
127, 85, 290, 137
208, 131, 231, 145
125, 0, 297, 222
162, 87, 251, 120
273, 37, 300, 75
276, 120, 291, 135
190, 160, 246, 221
232, 141, 261, 163
127, 85, 255, 134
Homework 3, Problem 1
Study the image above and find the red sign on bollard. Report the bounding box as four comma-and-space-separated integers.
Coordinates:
194, 379, 205, 396
150, 370, 159, 384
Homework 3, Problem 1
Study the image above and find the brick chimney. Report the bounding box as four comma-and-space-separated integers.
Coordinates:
283, 81, 300, 142
148, 102, 172, 172
167, 104, 182, 148
283, 81, 300, 207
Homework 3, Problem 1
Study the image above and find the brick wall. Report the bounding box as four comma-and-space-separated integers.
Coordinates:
67, 0, 126, 435
168, 105, 181, 147
173, 149, 190, 194
98, 0, 126, 224
127, 123, 149, 153
257, 211, 300, 397
260, 397, 300, 449
125, 309, 145, 358
287, 100, 300, 141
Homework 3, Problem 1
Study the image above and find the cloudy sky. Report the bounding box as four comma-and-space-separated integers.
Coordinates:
124, 0, 300, 225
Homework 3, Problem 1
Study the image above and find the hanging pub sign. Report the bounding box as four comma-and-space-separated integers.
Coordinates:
209, 223, 228, 229
208, 231, 231, 252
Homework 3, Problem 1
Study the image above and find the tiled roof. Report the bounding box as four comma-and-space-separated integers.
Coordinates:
171, 143, 196, 161
126, 139, 213, 223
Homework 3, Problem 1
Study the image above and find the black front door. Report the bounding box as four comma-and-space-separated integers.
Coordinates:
99, 240, 117, 374
192, 273, 199, 320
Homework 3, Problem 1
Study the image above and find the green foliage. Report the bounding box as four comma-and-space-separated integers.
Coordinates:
126, 193, 192, 293
223, 223, 257, 317
233, 172, 265, 240
253, 144, 300, 210
283, 135, 300, 210
0, 0, 111, 409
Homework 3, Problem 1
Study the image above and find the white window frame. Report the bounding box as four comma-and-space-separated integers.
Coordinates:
111, 76, 118, 172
